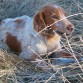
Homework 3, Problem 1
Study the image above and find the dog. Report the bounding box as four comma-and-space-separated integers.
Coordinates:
0, 5, 80, 61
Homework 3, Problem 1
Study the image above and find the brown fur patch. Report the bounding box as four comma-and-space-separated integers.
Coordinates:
6, 33, 22, 54
14, 19, 23, 24
50, 51, 80, 59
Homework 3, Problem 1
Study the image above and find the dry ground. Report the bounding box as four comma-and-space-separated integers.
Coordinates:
0, 0, 83, 83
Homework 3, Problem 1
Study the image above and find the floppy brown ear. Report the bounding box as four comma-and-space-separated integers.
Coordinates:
33, 11, 46, 32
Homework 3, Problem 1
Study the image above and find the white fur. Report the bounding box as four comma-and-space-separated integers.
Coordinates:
0, 15, 61, 60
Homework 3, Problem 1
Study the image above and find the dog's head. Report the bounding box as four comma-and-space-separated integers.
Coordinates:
34, 5, 75, 38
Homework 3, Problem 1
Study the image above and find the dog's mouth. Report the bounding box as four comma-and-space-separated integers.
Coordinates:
44, 30, 70, 37
56, 31, 64, 35
56, 31, 70, 37
44, 27, 72, 37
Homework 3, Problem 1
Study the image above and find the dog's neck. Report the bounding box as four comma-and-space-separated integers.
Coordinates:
42, 32, 61, 51
46, 33, 61, 43
46, 33, 61, 52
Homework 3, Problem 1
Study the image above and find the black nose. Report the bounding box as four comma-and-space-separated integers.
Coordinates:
66, 24, 74, 31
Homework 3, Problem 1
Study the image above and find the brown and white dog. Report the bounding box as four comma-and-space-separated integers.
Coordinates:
0, 5, 80, 61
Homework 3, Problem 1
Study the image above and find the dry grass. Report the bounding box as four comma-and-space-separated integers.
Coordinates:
0, 0, 55, 20
0, 0, 83, 83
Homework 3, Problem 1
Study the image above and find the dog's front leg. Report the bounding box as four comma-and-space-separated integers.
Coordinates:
48, 51, 82, 64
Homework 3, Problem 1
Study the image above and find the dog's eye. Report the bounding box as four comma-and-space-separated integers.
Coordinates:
52, 15, 59, 19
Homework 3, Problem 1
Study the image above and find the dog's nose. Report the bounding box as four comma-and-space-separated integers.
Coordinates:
66, 24, 75, 31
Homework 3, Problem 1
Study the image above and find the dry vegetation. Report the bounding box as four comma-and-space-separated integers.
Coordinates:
0, 0, 83, 83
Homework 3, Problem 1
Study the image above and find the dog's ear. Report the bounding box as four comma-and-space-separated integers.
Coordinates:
33, 11, 46, 32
